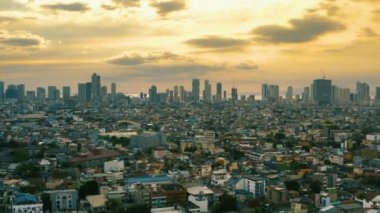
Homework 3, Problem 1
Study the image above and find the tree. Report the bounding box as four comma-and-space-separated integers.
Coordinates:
126, 204, 150, 213
41, 193, 52, 213
78, 180, 99, 199
211, 193, 239, 213
285, 180, 300, 191
310, 180, 322, 193
106, 199, 124, 213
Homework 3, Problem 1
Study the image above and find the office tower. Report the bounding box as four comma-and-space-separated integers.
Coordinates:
17, 84, 25, 101
223, 90, 227, 100
332, 86, 350, 105
203, 80, 211, 102
149, 85, 158, 104
216, 82, 222, 102
55, 88, 60, 100
111, 83, 116, 96
231, 87, 238, 103
192, 78, 200, 102
262, 84, 268, 102
248, 95, 256, 103
37, 87, 46, 102
179, 86, 185, 102
286, 86, 293, 101
302, 87, 310, 103
85, 82, 92, 102
91, 73, 101, 102
63, 86, 71, 101
268, 85, 279, 102
5, 84, 18, 99
101, 86, 107, 98
48, 86, 58, 101
26, 91, 35, 101
78, 83, 87, 103
376, 87, 380, 100
356, 81, 370, 105
0, 81, 4, 103
312, 79, 332, 105
174, 86, 179, 102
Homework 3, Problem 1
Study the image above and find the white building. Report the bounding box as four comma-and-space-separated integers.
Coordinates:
104, 159, 124, 173
242, 175, 266, 199
210, 169, 231, 186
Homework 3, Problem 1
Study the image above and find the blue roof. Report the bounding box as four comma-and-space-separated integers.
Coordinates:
127, 175, 173, 184
15, 193, 38, 205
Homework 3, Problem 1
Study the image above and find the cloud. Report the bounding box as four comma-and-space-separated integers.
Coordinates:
235, 61, 259, 71
150, 0, 187, 17
0, 30, 49, 50
41, 2, 90, 12
252, 15, 345, 43
359, 27, 378, 37
101, 4, 118, 10
112, 0, 140, 8
0, 16, 18, 23
186, 35, 249, 49
0, 0, 27, 11
107, 52, 183, 65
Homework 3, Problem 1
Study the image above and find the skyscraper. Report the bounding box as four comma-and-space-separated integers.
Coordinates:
376, 87, 380, 100
149, 85, 158, 104
356, 81, 370, 105
0, 81, 4, 103
91, 73, 102, 102
111, 83, 116, 96
17, 84, 25, 101
192, 78, 200, 102
63, 86, 71, 101
262, 84, 268, 102
5, 84, 18, 100
203, 80, 211, 102
302, 87, 310, 104
216, 82, 222, 102
48, 86, 58, 101
179, 86, 185, 102
313, 79, 332, 105
286, 86, 293, 101
174, 86, 179, 102
268, 85, 279, 102
37, 87, 46, 102
78, 83, 87, 103
231, 87, 238, 103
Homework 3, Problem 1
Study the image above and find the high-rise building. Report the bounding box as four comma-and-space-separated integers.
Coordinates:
37, 87, 46, 102
192, 79, 200, 102
0, 81, 4, 103
302, 87, 310, 103
101, 86, 107, 98
48, 86, 58, 101
223, 90, 227, 100
63, 86, 71, 101
5, 84, 18, 100
26, 91, 35, 101
216, 82, 222, 102
332, 86, 350, 105
17, 84, 25, 101
91, 73, 102, 102
231, 87, 238, 103
356, 81, 370, 105
313, 79, 332, 105
268, 85, 279, 102
179, 86, 185, 102
286, 86, 293, 101
376, 87, 380, 100
262, 84, 269, 102
78, 83, 87, 103
111, 83, 116, 97
203, 80, 211, 102
174, 86, 179, 102
149, 85, 158, 104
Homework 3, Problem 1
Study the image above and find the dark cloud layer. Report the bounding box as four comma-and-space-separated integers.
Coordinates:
1, 38, 40, 46
186, 35, 249, 49
235, 61, 259, 71
150, 0, 187, 17
252, 15, 345, 43
107, 52, 181, 65
112, 0, 140, 8
42, 2, 90, 12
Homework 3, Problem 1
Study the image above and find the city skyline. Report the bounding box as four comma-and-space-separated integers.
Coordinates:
0, 0, 380, 94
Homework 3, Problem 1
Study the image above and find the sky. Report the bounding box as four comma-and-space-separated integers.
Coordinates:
0, 0, 379, 95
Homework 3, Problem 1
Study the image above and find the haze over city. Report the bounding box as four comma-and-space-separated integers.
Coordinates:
0, 0, 379, 95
